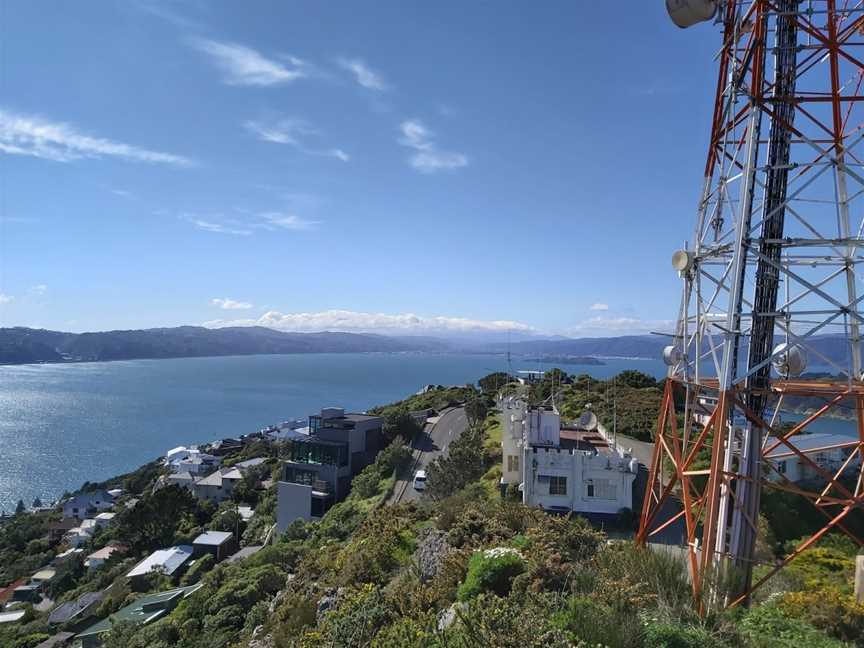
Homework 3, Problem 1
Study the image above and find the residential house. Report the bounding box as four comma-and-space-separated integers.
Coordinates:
33, 631, 76, 648
84, 544, 125, 570
0, 610, 26, 624
192, 530, 238, 562
208, 438, 243, 456
51, 548, 83, 566
61, 490, 113, 520
126, 545, 193, 584
765, 431, 860, 483
47, 591, 104, 627
93, 512, 115, 529
31, 568, 57, 590
503, 400, 638, 519
76, 584, 202, 648
276, 407, 383, 532
165, 445, 221, 475
192, 467, 244, 504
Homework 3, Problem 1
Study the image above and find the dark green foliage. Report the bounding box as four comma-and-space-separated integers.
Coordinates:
115, 485, 206, 552
616, 370, 658, 389
478, 371, 513, 396
426, 426, 490, 500
31, 498, 41, 509
180, 554, 214, 586
15, 499, 25, 515
740, 603, 848, 647
464, 397, 489, 427
0, 509, 58, 586
457, 549, 525, 600
44, 554, 85, 599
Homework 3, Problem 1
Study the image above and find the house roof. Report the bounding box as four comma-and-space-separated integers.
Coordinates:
0, 579, 26, 604
235, 457, 267, 469
95, 512, 116, 521
32, 568, 56, 581
126, 545, 193, 578
226, 545, 263, 563
193, 530, 234, 546
0, 609, 26, 624
87, 544, 124, 561
195, 467, 242, 487
237, 505, 254, 521
168, 471, 195, 483
765, 432, 858, 458
76, 584, 202, 639
47, 591, 104, 624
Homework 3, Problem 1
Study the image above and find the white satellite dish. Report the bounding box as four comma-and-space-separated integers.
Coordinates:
672, 249, 694, 273
666, 0, 717, 29
663, 345, 683, 366
578, 411, 598, 431
772, 343, 807, 378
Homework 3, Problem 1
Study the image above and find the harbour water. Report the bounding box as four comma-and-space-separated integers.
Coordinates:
0, 352, 665, 512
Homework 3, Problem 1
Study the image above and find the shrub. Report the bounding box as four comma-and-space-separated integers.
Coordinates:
778, 589, 864, 643
457, 547, 526, 600
740, 602, 847, 647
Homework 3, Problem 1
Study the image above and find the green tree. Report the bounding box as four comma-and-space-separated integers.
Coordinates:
31, 498, 41, 509
14, 500, 24, 515
426, 426, 489, 499
478, 372, 512, 396
464, 398, 489, 428
116, 485, 203, 552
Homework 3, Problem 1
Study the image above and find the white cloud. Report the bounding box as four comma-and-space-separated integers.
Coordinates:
567, 316, 675, 337
28, 284, 47, 296
111, 189, 134, 198
258, 212, 318, 230
204, 309, 534, 335
192, 38, 306, 86
589, 303, 609, 311
191, 219, 252, 236
244, 118, 349, 162
398, 119, 468, 173
211, 297, 253, 310
0, 109, 192, 166
0, 294, 12, 304
337, 58, 388, 91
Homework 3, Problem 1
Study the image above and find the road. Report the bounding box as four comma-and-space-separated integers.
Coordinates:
391, 407, 469, 504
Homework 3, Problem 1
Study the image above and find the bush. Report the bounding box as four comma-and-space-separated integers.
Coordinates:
740, 603, 847, 647
457, 547, 526, 600
643, 620, 722, 648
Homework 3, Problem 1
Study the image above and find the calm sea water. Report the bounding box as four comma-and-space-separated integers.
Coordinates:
0, 353, 666, 512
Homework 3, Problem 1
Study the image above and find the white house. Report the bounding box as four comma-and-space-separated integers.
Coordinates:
165, 445, 221, 475
764, 431, 860, 483
62, 490, 113, 520
502, 400, 638, 518
126, 545, 193, 580
94, 512, 115, 529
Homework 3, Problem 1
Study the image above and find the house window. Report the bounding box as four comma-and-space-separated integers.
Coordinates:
586, 481, 594, 498
777, 461, 786, 474
507, 455, 520, 472
549, 476, 567, 496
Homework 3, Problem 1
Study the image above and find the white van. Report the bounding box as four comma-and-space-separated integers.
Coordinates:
413, 469, 427, 491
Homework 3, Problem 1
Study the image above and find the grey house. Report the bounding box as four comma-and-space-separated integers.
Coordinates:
277, 407, 383, 532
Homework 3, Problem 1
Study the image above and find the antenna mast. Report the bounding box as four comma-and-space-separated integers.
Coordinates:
639, 0, 864, 611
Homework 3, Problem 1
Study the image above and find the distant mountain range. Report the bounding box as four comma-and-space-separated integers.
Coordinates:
0, 326, 856, 368
0, 326, 449, 365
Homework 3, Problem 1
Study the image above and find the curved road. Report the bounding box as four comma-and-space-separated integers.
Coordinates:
391, 406, 468, 504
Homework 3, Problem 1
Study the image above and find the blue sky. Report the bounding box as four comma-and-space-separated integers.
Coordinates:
0, 1, 720, 338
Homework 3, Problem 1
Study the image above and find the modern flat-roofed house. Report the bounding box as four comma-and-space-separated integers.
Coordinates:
126, 545, 193, 584
47, 590, 104, 627
192, 530, 237, 562
62, 490, 113, 520
76, 584, 202, 648
276, 407, 383, 532
765, 431, 861, 483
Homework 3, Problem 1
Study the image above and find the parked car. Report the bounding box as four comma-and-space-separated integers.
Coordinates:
413, 470, 427, 491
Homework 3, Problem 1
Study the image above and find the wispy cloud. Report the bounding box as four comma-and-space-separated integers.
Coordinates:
211, 297, 253, 310
28, 284, 47, 297
244, 118, 349, 162
204, 309, 534, 335
182, 208, 318, 236
191, 38, 307, 86
337, 58, 388, 91
589, 303, 609, 311
0, 109, 193, 166
398, 119, 467, 173
0, 294, 12, 305
190, 218, 252, 236
111, 189, 134, 199
258, 212, 318, 230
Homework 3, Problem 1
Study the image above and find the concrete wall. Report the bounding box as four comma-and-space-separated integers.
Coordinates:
523, 447, 636, 515
276, 481, 314, 534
